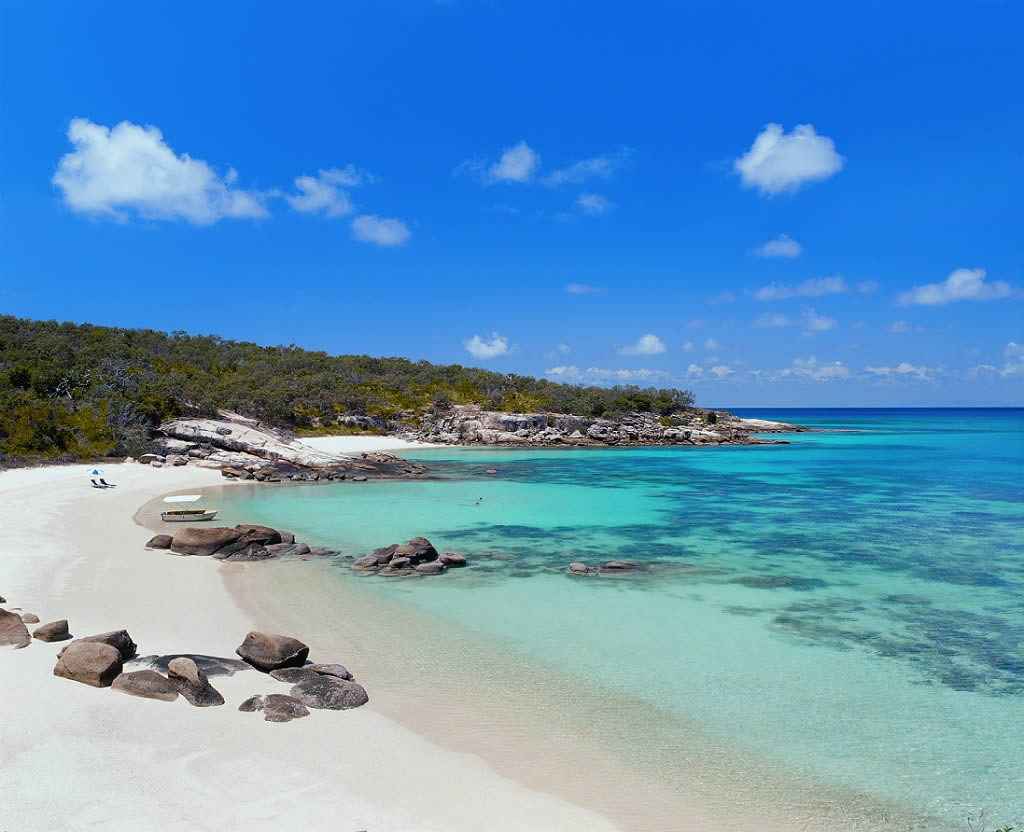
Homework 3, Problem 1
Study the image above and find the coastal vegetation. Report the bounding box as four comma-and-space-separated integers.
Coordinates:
0, 315, 695, 462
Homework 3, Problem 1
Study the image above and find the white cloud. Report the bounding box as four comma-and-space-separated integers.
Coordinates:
287, 167, 364, 217
687, 318, 708, 329
967, 345, 1024, 379
734, 123, 844, 195
704, 337, 721, 350
710, 365, 735, 378
52, 118, 268, 225
488, 140, 540, 183
565, 283, 607, 294
754, 313, 795, 328
777, 356, 849, 382
753, 276, 847, 300
576, 192, 612, 215
708, 290, 736, 304
754, 308, 836, 334
897, 268, 1014, 306
586, 367, 662, 381
865, 362, 941, 380
542, 148, 629, 186
888, 320, 912, 333
686, 363, 703, 377
546, 366, 665, 383
967, 364, 999, 379
754, 234, 802, 258
618, 334, 667, 355
464, 332, 510, 359
1001, 341, 1024, 377
543, 342, 573, 359
857, 280, 879, 294
545, 365, 581, 380
801, 307, 837, 333
683, 341, 695, 352
350, 214, 410, 247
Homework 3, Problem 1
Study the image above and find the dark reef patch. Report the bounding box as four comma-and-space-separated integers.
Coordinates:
729, 575, 827, 591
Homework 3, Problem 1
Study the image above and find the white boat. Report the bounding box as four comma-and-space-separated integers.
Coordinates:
161, 494, 219, 522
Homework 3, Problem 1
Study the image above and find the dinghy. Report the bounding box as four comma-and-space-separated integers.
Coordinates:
161, 494, 218, 522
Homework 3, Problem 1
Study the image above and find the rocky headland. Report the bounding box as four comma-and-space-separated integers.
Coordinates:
139, 410, 428, 482
88, 405, 810, 489
396, 404, 805, 447
136, 406, 805, 483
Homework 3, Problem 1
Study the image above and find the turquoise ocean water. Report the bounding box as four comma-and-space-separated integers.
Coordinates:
217, 409, 1024, 828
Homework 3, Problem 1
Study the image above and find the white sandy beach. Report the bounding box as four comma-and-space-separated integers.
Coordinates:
0, 459, 623, 832
298, 434, 441, 454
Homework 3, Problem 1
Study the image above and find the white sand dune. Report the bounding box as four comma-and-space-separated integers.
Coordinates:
0, 463, 620, 832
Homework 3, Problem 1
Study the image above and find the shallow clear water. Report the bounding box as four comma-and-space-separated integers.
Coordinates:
217, 409, 1024, 828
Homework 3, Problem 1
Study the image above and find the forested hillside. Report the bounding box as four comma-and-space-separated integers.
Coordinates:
0, 316, 694, 462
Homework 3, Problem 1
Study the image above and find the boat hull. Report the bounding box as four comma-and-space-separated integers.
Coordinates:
161, 509, 219, 522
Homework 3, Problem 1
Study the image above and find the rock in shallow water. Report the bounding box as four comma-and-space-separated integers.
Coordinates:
239, 695, 264, 712
21, 612, 39, 624
308, 663, 353, 680
54, 641, 123, 687
168, 657, 224, 707
136, 653, 251, 677
112, 669, 179, 702
233, 524, 282, 546
567, 562, 591, 575
263, 693, 310, 723
170, 526, 241, 557
270, 664, 354, 684
33, 619, 71, 642
236, 631, 310, 672
146, 534, 173, 549
0, 608, 31, 648
600, 560, 638, 572
269, 667, 322, 684
289, 675, 369, 710
60, 629, 137, 660
222, 543, 275, 562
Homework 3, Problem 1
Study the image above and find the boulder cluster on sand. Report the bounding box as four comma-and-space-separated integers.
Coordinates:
350, 537, 467, 576
3, 592, 365, 725
2, 604, 72, 649
235, 631, 369, 722
53, 630, 137, 687
0, 608, 32, 648
137, 411, 427, 483
146, 524, 335, 561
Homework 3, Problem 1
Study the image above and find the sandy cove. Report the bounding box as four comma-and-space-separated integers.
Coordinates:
0, 456, 624, 832
0, 437, 835, 832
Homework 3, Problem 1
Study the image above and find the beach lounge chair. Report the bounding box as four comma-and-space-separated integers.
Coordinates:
99, 478, 116, 487
90, 479, 108, 489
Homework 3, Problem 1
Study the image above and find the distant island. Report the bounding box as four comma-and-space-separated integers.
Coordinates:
0, 315, 802, 469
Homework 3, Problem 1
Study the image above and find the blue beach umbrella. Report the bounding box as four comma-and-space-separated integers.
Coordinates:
87, 467, 104, 477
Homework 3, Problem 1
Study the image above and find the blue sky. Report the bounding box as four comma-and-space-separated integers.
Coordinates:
1, 1, 1021, 407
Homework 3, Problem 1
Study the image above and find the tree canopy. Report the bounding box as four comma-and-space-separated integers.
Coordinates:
0, 315, 695, 462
